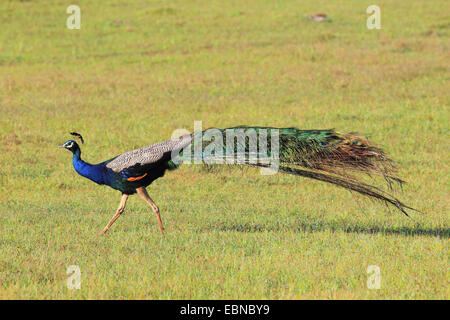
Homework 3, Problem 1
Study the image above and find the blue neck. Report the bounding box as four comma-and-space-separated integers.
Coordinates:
72, 150, 105, 185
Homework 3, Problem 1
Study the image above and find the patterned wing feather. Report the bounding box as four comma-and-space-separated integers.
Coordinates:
106, 134, 193, 177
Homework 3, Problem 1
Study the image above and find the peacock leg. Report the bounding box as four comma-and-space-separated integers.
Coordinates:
100, 194, 128, 235
136, 187, 164, 233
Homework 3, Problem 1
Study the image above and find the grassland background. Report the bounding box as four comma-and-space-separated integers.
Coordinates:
0, 0, 448, 299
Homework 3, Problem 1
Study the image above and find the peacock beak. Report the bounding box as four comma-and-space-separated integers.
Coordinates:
58, 144, 65, 148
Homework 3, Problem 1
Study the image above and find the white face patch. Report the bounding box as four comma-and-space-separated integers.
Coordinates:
64, 141, 74, 149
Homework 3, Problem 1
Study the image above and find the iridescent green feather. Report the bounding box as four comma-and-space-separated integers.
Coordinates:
172, 126, 415, 215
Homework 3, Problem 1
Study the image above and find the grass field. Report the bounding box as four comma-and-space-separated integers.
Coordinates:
0, 0, 448, 299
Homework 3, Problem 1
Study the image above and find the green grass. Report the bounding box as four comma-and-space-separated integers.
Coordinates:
0, 0, 448, 299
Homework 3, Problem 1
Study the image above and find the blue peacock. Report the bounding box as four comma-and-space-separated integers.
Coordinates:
60, 128, 416, 234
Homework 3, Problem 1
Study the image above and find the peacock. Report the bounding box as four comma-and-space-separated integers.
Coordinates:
59, 127, 416, 234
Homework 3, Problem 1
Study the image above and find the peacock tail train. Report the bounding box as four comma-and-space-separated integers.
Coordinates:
172, 126, 415, 216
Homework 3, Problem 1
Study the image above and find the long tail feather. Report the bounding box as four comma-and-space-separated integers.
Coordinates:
177, 126, 416, 215
258, 164, 416, 216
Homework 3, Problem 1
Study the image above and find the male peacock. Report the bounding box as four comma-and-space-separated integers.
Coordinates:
59, 127, 416, 234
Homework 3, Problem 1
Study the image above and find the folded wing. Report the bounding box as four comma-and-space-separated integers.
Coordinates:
106, 134, 193, 179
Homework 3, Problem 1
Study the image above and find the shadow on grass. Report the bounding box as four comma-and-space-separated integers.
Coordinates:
202, 221, 449, 238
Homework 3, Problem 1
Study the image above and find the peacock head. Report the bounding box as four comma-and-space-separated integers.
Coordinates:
59, 139, 80, 153
59, 132, 84, 153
